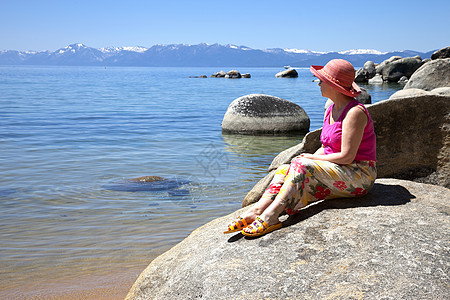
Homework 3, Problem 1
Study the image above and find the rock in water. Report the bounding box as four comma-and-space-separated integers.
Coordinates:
355, 61, 376, 82
375, 55, 402, 74
275, 69, 298, 78
221, 94, 310, 135
210, 71, 227, 78
368, 74, 384, 84
398, 76, 408, 84
381, 56, 424, 82
126, 179, 450, 300
225, 70, 241, 79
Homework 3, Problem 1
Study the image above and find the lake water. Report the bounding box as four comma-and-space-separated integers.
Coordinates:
0, 65, 401, 298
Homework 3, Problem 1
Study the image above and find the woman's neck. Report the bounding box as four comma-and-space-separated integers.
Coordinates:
330, 93, 354, 111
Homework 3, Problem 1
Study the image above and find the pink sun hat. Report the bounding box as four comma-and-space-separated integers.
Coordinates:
310, 59, 361, 97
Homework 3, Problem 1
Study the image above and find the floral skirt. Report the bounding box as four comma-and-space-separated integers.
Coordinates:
260, 157, 377, 214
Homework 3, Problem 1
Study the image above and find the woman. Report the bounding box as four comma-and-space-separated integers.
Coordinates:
224, 59, 377, 237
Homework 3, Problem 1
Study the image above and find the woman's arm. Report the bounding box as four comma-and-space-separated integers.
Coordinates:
301, 106, 367, 164
314, 146, 325, 155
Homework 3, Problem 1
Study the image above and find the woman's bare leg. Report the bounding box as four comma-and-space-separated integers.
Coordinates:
242, 196, 286, 233
227, 164, 290, 227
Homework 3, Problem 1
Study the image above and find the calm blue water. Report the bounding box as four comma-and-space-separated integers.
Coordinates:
0, 65, 400, 297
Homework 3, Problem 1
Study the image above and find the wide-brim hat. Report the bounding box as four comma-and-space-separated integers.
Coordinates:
310, 59, 361, 97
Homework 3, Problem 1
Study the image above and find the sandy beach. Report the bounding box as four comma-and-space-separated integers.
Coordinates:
1, 266, 146, 300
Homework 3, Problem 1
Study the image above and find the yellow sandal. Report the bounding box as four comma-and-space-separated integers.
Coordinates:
223, 217, 248, 234
241, 216, 282, 237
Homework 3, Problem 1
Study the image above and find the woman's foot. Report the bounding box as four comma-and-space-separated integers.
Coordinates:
224, 201, 270, 233
223, 207, 259, 233
242, 213, 280, 234
241, 216, 282, 237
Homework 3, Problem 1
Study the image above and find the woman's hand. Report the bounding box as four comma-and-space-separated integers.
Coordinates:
300, 153, 315, 159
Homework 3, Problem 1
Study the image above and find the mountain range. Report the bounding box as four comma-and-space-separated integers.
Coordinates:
0, 43, 436, 67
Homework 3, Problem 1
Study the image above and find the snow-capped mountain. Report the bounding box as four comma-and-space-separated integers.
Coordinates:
338, 49, 389, 55
100, 46, 149, 54
284, 48, 326, 54
0, 43, 435, 67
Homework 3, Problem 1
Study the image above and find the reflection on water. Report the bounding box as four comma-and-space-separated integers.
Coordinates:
222, 133, 302, 156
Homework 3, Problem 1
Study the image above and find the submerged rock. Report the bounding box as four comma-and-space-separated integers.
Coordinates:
126, 179, 450, 300
103, 176, 191, 193
221, 94, 310, 135
129, 176, 165, 182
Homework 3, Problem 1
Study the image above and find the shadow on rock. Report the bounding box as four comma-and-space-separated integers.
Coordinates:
284, 183, 414, 227
228, 183, 414, 242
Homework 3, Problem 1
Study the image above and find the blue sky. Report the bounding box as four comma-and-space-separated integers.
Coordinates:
1, 0, 449, 52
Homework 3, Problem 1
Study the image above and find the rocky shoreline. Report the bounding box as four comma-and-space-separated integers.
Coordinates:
127, 179, 449, 300
126, 47, 450, 299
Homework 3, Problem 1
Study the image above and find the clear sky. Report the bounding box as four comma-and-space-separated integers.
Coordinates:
1, 0, 449, 52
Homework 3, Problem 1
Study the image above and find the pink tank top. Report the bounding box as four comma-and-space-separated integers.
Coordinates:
321, 99, 377, 161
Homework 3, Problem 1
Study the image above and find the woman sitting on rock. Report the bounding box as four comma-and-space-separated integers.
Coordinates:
224, 59, 377, 237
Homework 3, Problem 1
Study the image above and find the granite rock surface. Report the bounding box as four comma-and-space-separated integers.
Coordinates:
404, 58, 450, 91
126, 179, 449, 300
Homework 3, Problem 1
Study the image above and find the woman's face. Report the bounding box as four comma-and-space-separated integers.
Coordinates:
319, 80, 332, 98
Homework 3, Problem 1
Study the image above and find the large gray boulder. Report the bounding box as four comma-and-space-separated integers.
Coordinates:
431, 46, 450, 60
354, 61, 376, 82
381, 56, 424, 82
375, 55, 402, 74
221, 94, 310, 135
126, 179, 449, 300
432, 87, 450, 96
389, 87, 450, 99
389, 88, 432, 99
404, 58, 450, 91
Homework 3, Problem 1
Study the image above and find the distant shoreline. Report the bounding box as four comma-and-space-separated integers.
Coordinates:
0, 43, 436, 68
